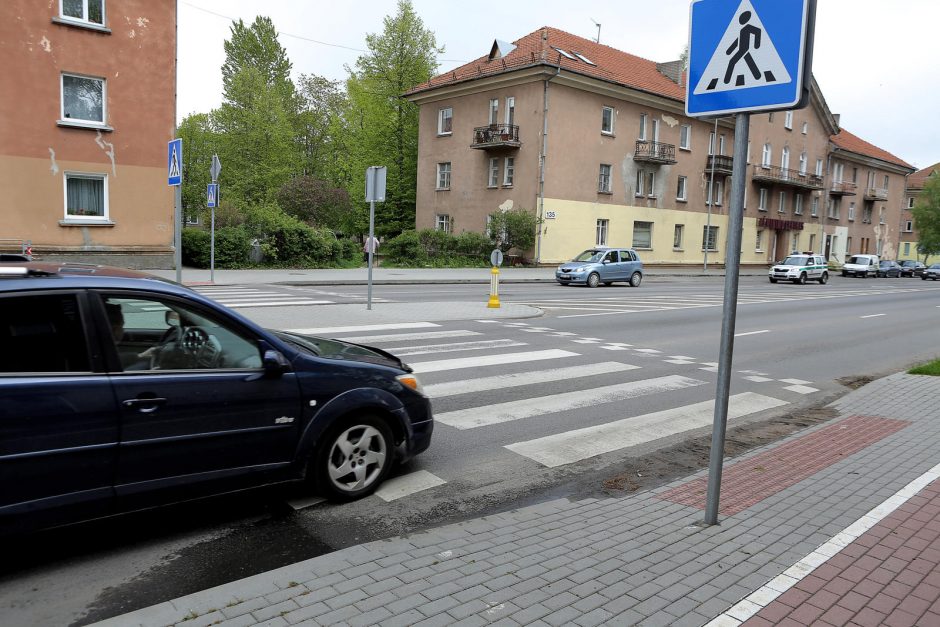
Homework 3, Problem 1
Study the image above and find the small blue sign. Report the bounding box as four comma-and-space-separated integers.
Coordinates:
207, 183, 218, 208
167, 138, 183, 186
686, 0, 814, 117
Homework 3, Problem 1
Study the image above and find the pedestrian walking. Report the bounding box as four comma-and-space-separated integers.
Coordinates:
363, 235, 379, 264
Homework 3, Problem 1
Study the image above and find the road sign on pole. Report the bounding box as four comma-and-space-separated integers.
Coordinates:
207, 184, 218, 208
686, 0, 815, 117
365, 166, 387, 310
168, 138, 183, 283
210, 154, 221, 183
167, 139, 183, 186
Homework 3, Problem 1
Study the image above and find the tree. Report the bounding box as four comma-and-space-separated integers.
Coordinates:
276, 176, 354, 232
344, 0, 442, 238
912, 173, 940, 263
295, 75, 349, 182
177, 113, 219, 224
222, 16, 296, 108
487, 208, 540, 256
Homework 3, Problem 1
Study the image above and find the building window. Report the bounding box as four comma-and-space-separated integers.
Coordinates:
679, 124, 691, 150
638, 113, 647, 140
61, 73, 105, 124
436, 162, 451, 190
768, 112, 775, 122
601, 106, 614, 134
435, 214, 451, 233
778, 191, 786, 213
808, 233, 815, 252
756, 229, 763, 251
503, 157, 514, 186
633, 221, 653, 249
811, 197, 819, 217
908, 197, 915, 209
848, 202, 855, 221
784, 111, 793, 129
852, 167, 858, 183
758, 188, 768, 211
904, 242, 911, 255
707, 179, 723, 206
794, 194, 803, 215
802, 121, 808, 134
905, 220, 914, 232
703, 225, 719, 251
598, 164, 612, 193
761, 143, 772, 167
799, 151, 807, 174
708, 132, 715, 156
879, 208, 885, 224
488, 158, 499, 188
645, 172, 656, 198
437, 107, 452, 135
815, 159, 823, 176
674, 225, 684, 249
781, 146, 790, 171
505, 97, 515, 125
847, 236, 852, 252
489, 99, 498, 124
596, 219, 609, 246
676, 175, 687, 201
64, 172, 107, 220
60, 0, 104, 26
791, 232, 799, 252
828, 198, 840, 220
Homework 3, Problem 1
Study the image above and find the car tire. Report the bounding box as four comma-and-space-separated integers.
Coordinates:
629, 272, 642, 288
313, 413, 394, 501
796, 273, 807, 285
769, 278, 777, 284
819, 272, 828, 285
842, 271, 848, 277
586, 272, 600, 288
923, 275, 928, 280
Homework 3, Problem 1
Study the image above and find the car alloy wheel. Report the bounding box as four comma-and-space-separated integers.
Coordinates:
796, 273, 807, 285
315, 414, 393, 500
629, 272, 642, 288
586, 272, 600, 288
819, 272, 829, 285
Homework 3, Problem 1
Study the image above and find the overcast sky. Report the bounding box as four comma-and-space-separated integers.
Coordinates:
178, 0, 939, 170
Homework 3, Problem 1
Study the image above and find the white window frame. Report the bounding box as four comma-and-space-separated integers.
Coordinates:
679, 124, 691, 150
505, 97, 515, 125
632, 221, 653, 249
708, 132, 716, 156
436, 162, 451, 190
596, 219, 609, 246
703, 225, 719, 252
437, 107, 453, 135
762, 143, 772, 167
598, 164, 612, 193
811, 197, 819, 217
674, 224, 684, 250
61, 72, 106, 126
816, 159, 824, 176
907, 197, 915, 209
59, 0, 105, 26
791, 232, 799, 252
435, 214, 451, 233
879, 208, 885, 225
784, 111, 793, 129
794, 194, 803, 215
799, 151, 807, 175
778, 191, 786, 213
646, 171, 656, 198
848, 202, 855, 221
905, 220, 914, 232
808, 234, 816, 252
651, 118, 660, 143
63, 171, 109, 222
904, 242, 911, 255
802, 121, 808, 135
601, 106, 614, 135
503, 157, 514, 187
676, 175, 687, 202
758, 188, 768, 211
756, 229, 763, 252
488, 99, 498, 124
638, 113, 647, 140
635, 170, 645, 197
707, 179, 723, 206
487, 158, 499, 188
718, 134, 726, 156
781, 146, 790, 171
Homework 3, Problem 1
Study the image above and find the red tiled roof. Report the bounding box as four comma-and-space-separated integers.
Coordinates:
830, 129, 913, 170
406, 26, 686, 102
907, 162, 940, 189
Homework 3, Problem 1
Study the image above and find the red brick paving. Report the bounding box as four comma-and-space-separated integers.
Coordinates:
660, 415, 909, 515
743, 479, 940, 626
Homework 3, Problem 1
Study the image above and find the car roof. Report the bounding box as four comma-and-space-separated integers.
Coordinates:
0, 261, 188, 296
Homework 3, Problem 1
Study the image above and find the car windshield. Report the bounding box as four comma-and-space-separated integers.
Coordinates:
848, 256, 869, 264
931, 264, 940, 269
879, 261, 893, 267
782, 256, 809, 265
572, 250, 606, 263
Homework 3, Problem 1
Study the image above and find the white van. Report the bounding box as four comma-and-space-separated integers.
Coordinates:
842, 254, 880, 278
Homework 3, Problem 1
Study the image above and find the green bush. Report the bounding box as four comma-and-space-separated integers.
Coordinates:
383, 229, 494, 267
453, 231, 493, 258
215, 227, 252, 266
182, 228, 210, 267
384, 230, 428, 265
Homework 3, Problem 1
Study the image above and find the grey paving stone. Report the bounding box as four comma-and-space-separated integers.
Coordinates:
380, 609, 426, 627
348, 606, 393, 626
324, 588, 368, 611
421, 580, 464, 601
250, 599, 300, 623
542, 605, 582, 626
446, 598, 491, 620
281, 600, 330, 624
354, 590, 397, 613
574, 607, 614, 627
416, 595, 460, 617
542, 591, 579, 611
387, 593, 431, 615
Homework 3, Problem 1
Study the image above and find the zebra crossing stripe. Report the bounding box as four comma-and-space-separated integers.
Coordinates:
424, 362, 641, 398
339, 330, 482, 344
224, 300, 333, 308
375, 470, 446, 502
392, 339, 526, 357
287, 322, 440, 335
506, 392, 787, 467
435, 375, 706, 430
409, 349, 579, 374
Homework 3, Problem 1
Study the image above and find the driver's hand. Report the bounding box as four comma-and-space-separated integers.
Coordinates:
138, 347, 156, 358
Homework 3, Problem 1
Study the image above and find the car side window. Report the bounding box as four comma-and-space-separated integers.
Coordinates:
0, 294, 90, 373
607, 251, 620, 263
103, 296, 263, 372
621, 250, 633, 262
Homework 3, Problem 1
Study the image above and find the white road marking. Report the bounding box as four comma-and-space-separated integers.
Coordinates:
665, 359, 697, 365
424, 362, 641, 398
744, 376, 774, 383
784, 384, 819, 394
375, 470, 446, 502
409, 349, 579, 373
506, 392, 787, 467
392, 339, 526, 356
339, 330, 481, 344
860, 314, 886, 318
436, 375, 706, 430
735, 330, 770, 337
780, 378, 811, 385
287, 322, 440, 335
224, 300, 333, 308
706, 461, 940, 626
286, 496, 326, 510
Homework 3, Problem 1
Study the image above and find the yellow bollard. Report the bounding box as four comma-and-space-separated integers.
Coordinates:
487, 265, 501, 308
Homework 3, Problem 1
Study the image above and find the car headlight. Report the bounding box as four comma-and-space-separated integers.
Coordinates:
396, 373, 424, 395
575, 266, 588, 273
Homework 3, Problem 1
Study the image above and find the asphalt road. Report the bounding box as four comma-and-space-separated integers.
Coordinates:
2, 274, 937, 626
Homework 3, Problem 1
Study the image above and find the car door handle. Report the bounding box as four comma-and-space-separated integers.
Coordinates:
122, 397, 168, 413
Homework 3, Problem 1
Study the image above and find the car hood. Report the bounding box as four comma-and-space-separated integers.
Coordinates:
271, 330, 410, 371
557, 261, 592, 270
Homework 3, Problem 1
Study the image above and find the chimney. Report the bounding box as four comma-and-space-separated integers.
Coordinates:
656, 60, 685, 85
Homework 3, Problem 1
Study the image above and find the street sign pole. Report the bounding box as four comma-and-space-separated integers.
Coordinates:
703, 113, 749, 525
168, 138, 183, 284
364, 166, 387, 311
210, 155, 221, 285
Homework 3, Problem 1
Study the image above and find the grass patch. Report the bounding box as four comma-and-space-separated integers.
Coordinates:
909, 359, 940, 376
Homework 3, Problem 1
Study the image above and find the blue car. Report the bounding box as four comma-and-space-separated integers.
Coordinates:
0, 262, 433, 533
555, 247, 644, 287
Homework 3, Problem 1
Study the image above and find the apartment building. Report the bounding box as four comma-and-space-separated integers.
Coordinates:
899, 162, 940, 261
405, 27, 914, 267
0, 0, 177, 267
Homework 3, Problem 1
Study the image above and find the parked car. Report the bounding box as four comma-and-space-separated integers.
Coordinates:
842, 254, 880, 278
556, 247, 643, 287
876, 260, 903, 278
899, 260, 927, 278
769, 254, 829, 284
923, 263, 940, 280
0, 262, 433, 533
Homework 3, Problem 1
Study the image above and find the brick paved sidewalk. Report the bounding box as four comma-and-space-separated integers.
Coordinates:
94, 373, 940, 627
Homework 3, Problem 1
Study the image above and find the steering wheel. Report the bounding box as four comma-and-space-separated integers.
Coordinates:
181, 327, 209, 354
150, 326, 221, 369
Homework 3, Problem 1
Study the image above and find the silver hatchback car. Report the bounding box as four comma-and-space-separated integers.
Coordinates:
556, 247, 644, 287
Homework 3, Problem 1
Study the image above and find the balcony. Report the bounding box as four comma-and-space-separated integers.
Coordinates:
864, 187, 888, 201
829, 181, 857, 196
471, 124, 520, 150
634, 140, 677, 165
705, 154, 734, 176
751, 165, 824, 190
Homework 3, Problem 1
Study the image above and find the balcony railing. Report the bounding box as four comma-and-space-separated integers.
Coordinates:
829, 181, 858, 196
864, 187, 888, 201
752, 165, 824, 190
471, 124, 521, 150
705, 154, 734, 176
634, 140, 677, 164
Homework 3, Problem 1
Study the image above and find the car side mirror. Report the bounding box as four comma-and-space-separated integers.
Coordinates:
262, 349, 291, 377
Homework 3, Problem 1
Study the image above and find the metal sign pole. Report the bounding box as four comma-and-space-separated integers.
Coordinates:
703, 113, 750, 525
210, 155, 221, 285
367, 199, 375, 310
174, 185, 182, 284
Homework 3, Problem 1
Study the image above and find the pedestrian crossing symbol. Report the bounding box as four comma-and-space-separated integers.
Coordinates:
207, 183, 218, 208
167, 138, 182, 186
686, 0, 815, 117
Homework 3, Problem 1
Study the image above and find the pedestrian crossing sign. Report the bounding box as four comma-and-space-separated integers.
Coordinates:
167, 138, 182, 186
686, 0, 815, 117
207, 183, 218, 208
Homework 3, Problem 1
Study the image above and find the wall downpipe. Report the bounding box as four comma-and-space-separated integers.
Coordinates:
536, 62, 561, 265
